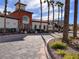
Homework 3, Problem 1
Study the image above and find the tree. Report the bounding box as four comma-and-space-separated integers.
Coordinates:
40, 0, 43, 33
18, 0, 22, 33
50, 0, 55, 32
60, 2, 64, 31
73, 0, 78, 38
40, 0, 49, 32
56, 1, 61, 32
47, 0, 50, 32
63, 0, 70, 43
4, 0, 8, 33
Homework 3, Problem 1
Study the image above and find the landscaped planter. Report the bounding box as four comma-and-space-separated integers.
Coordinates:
47, 39, 79, 59
47, 45, 63, 59
47, 39, 65, 59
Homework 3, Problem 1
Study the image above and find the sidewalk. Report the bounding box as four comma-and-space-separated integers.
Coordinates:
0, 35, 51, 59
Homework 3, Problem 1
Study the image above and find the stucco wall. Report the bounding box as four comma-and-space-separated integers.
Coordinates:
0, 17, 18, 28
0, 17, 4, 28
32, 22, 48, 31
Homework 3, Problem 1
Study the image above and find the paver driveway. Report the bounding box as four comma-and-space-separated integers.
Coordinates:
0, 34, 50, 59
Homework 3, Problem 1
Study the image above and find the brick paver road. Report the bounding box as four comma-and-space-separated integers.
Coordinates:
0, 34, 51, 59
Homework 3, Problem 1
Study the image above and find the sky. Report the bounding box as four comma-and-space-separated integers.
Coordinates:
0, 0, 79, 24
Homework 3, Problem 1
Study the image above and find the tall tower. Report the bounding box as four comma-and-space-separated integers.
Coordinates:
15, 1, 26, 11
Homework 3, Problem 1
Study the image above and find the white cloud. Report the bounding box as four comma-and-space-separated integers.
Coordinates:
0, 0, 65, 21
0, 5, 14, 13
24, 0, 65, 20
25, 0, 40, 9
33, 11, 64, 21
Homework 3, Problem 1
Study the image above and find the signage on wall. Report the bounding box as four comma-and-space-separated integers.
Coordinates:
23, 16, 29, 24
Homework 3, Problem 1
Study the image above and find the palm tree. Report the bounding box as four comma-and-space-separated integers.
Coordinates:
47, 0, 50, 32
63, 0, 70, 43
43, 0, 50, 32
40, 0, 43, 33
4, 0, 8, 33
50, 0, 55, 32
60, 2, 64, 31
56, 1, 61, 32
73, 0, 78, 38
18, 0, 22, 33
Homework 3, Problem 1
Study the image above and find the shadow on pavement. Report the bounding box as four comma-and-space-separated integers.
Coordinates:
0, 34, 27, 43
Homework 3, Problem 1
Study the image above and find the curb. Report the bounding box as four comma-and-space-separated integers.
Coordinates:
41, 35, 52, 59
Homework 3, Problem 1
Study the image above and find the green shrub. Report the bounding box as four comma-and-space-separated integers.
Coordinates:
50, 41, 67, 49
55, 49, 66, 56
63, 53, 79, 59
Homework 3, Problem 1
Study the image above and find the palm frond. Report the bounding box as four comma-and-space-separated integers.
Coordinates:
44, 0, 46, 3
56, 1, 62, 6
50, 0, 54, 4
60, 2, 64, 7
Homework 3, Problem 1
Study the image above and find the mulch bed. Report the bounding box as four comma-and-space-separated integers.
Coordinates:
68, 39, 79, 51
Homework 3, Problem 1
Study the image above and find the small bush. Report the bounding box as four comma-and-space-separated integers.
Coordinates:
63, 53, 79, 59
50, 41, 67, 49
55, 49, 66, 56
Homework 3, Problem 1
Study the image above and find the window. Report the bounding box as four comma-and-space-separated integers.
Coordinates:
39, 25, 41, 29
34, 25, 37, 30
23, 16, 29, 24
44, 25, 45, 29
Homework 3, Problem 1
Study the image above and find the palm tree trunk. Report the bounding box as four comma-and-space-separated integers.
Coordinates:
58, 6, 60, 32
73, 0, 78, 38
18, 0, 22, 33
61, 7, 63, 24
61, 7, 63, 31
52, 4, 54, 32
4, 0, 8, 33
47, 2, 50, 32
63, 0, 70, 43
40, 0, 42, 33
